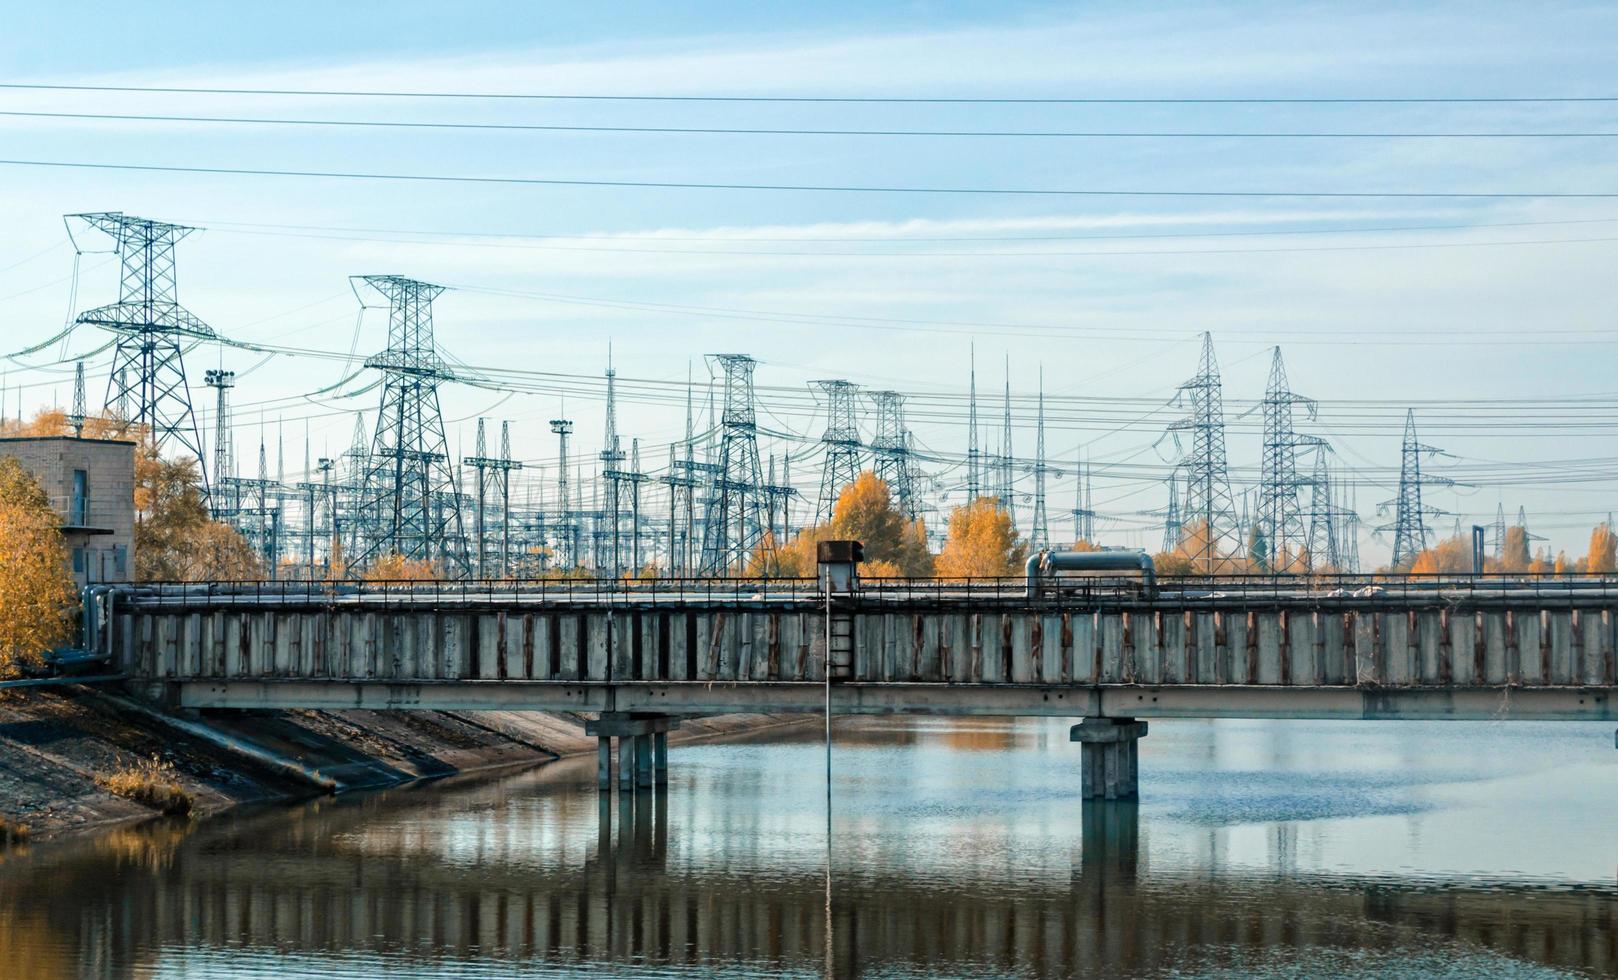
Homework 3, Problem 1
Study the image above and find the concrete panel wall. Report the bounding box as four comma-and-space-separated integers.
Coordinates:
118, 602, 1618, 694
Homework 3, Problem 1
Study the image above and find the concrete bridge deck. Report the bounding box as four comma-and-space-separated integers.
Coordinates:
92, 574, 1618, 798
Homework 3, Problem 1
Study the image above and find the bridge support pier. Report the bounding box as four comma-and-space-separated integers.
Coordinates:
585, 713, 680, 793
1070, 718, 1148, 801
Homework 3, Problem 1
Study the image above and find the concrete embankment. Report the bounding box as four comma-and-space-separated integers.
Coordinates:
0, 685, 803, 840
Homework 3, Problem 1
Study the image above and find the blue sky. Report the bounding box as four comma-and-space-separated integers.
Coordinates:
3, 2, 1617, 560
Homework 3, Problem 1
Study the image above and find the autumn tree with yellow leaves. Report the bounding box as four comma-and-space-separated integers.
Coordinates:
1586, 523, 1616, 573
134, 444, 262, 581
935, 496, 1026, 578
0, 458, 77, 675
747, 473, 933, 578
361, 553, 443, 581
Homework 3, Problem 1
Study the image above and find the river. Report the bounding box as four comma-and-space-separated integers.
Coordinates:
1, 716, 1615, 978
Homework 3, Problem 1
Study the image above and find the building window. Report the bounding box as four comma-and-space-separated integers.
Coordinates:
72, 546, 85, 573
112, 545, 127, 578
71, 469, 88, 525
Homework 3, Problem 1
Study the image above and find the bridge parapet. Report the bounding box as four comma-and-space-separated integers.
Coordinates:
98, 578, 1618, 702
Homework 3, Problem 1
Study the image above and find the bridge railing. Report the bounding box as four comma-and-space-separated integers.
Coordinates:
110, 571, 1618, 612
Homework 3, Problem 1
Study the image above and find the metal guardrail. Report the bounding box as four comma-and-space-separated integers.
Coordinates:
105, 572, 1618, 613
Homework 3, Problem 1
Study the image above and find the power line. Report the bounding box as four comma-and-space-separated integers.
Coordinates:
9, 108, 1618, 139
5, 82, 1617, 104
3, 157, 1616, 199
189, 214, 1618, 245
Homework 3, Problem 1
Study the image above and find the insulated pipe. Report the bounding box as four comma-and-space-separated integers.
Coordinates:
1025, 549, 1157, 600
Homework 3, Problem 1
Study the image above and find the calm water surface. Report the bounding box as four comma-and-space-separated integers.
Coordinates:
1, 717, 1616, 978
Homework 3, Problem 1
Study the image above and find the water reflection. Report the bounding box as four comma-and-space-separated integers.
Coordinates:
0, 719, 1614, 978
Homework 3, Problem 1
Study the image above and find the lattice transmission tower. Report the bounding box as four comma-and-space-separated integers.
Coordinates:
701, 354, 766, 573
1166, 333, 1240, 570
813, 379, 862, 524
966, 344, 981, 500
870, 390, 919, 519
1304, 449, 1339, 571
1071, 447, 1096, 544
67, 212, 215, 484
69, 361, 87, 437
1030, 371, 1050, 551
998, 356, 1017, 527
1160, 471, 1182, 555
350, 276, 468, 573
464, 418, 523, 578
1380, 409, 1452, 569
1257, 347, 1322, 572
599, 349, 630, 576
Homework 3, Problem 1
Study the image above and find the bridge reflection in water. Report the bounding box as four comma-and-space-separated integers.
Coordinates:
1, 728, 1615, 978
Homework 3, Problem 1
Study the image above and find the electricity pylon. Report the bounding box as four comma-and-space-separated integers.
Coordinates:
1071, 447, 1096, 544
813, 379, 862, 524
1257, 347, 1322, 572
966, 344, 981, 500
1160, 471, 1183, 554
69, 361, 87, 437
464, 418, 523, 578
1166, 333, 1240, 571
870, 390, 919, 519
67, 212, 214, 485
1380, 409, 1453, 569
701, 354, 766, 573
1030, 370, 1050, 551
350, 276, 468, 573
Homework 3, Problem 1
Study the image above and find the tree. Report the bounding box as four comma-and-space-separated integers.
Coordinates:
936, 496, 1025, 578
133, 444, 262, 582
823, 473, 932, 577
0, 458, 77, 675
1586, 523, 1616, 573
1500, 526, 1531, 572
1408, 534, 1473, 574
361, 553, 442, 581
745, 473, 933, 578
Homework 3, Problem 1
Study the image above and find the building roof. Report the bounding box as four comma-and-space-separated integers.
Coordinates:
0, 435, 137, 447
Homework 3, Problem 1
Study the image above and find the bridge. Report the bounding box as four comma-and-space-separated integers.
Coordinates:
85, 568, 1618, 799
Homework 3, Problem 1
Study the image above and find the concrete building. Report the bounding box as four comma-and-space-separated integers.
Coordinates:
0, 435, 136, 585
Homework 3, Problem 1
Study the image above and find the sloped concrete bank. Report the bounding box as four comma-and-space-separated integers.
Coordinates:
0, 685, 808, 840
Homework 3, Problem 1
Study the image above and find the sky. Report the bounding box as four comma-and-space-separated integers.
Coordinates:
2, 1, 1617, 563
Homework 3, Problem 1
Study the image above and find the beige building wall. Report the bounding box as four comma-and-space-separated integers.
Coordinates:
0, 436, 137, 585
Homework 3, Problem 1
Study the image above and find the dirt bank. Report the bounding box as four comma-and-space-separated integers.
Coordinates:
0, 685, 807, 841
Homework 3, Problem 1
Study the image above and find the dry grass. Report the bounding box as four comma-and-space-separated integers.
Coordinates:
0, 817, 28, 845
95, 756, 193, 816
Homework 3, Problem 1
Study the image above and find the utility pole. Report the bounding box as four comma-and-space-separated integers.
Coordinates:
67, 212, 214, 489
1166, 333, 1240, 572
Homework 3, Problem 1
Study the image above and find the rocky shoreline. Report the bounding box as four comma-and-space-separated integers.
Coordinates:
0, 685, 805, 841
